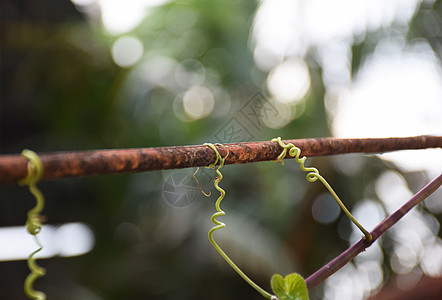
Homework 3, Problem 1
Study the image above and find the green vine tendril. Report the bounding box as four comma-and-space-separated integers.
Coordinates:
203, 143, 275, 300
271, 137, 372, 241
19, 149, 47, 300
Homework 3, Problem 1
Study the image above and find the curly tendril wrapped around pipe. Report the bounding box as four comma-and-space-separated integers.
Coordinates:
271, 137, 372, 241
203, 143, 275, 300
19, 149, 47, 300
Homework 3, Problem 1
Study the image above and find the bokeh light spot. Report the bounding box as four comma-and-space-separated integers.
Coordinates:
261, 99, 295, 129
98, 0, 170, 35
351, 200, 385, 236
312, 193, 340, 225
182, 85, 214, 120
138, 56, 177, 86
111, 35, 144, 67
267, 59, 310, 104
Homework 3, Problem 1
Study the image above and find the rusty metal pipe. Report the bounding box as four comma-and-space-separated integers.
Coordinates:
0, 135, 440, 183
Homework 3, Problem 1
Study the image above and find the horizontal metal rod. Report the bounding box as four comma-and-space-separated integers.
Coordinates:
0, 135, 441, 183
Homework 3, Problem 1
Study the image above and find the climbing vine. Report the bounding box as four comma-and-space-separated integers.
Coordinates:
271, 137, 371, 241
19, 150, 47, 300
200, 138, 375, 299
11, 138, 441, 299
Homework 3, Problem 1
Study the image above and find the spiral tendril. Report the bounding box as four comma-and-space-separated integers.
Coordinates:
19, 149, 47, 300
24, 237, 46, 300
204, 143, 274, 300
271, 137, 372, 241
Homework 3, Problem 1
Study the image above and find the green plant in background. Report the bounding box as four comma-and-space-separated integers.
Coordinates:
19, 150, 46, 300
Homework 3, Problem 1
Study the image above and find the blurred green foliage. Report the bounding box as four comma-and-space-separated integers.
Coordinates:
1, 1, 441, 300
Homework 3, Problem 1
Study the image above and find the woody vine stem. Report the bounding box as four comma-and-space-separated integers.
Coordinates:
306, 173, 442, 289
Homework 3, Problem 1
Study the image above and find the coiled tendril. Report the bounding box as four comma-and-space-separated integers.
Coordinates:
271, 137, 372, 241
204, 143, 275, 300
19, 149, 47, 300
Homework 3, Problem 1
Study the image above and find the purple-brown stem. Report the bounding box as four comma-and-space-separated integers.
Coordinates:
305, 173, 442, 289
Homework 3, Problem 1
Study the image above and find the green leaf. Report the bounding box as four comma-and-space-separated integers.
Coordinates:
271, 274, 286, 297
270, 273, 309, 300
